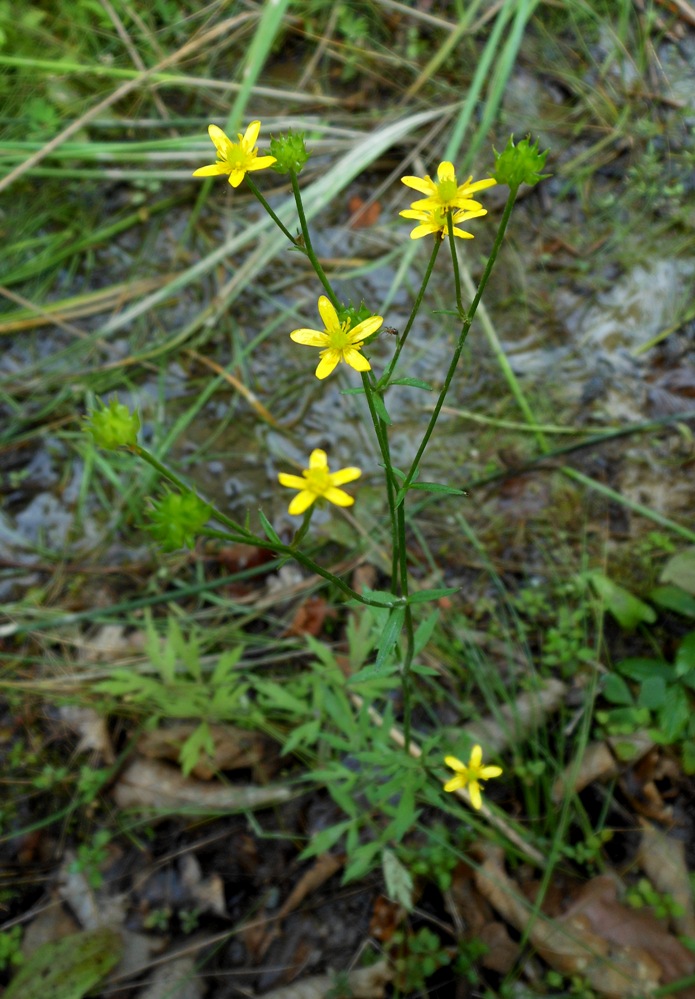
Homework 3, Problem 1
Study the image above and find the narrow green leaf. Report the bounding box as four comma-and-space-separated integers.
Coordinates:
391, 377, 433, 390
371, 392, 392, 426
675, 632, 695, 677
258, 509, 281, 545
409, 482, 466, 495
407, 587, 459, 604
376, 606, 405, 669
661, 548, 695, 596
603, 674, 633, 706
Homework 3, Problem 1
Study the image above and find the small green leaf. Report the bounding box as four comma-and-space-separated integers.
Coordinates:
179, 721, 215, 777
382, 848, 414, 911
649, 585, 695, 619
587, 571, 656, 629
391, 377, 433, 390
603, 674, 634, 706
618, 657, 674, 683
376, 606, 405, 669
660, 684, 690, 742
661, 548, 695, 596
300, 819, 353, 860
409, 482, 466, 496
371, 392, 392, 426
675, 632, 695, 677
258, 509, 281, 545
637, 676, 667, 711
413, 610, 439, 656
407, 587, 459, 604
4, 928, 123, 999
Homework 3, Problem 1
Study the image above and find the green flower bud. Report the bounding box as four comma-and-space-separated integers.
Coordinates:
494, 135, 550, 189
269, 130, 310, 174
147, 491, 212, 551
85, 397, 140, 450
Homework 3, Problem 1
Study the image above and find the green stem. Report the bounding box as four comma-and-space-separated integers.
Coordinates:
245, 174, 298, 246
447, 213, 464, 317
360, 372, 399, 591
290, 169, 339, 308
401, 187, 518, 496
379, 238, 441, 388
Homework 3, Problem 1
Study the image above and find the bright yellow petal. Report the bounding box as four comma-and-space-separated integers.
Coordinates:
290, 328, 329, 346
468, 782, 483, 810
316, 352, 340, 379
450, 227, 475, 239
410, 224, 437, 239
462, 177, 497, 194
317, 295, 339, 331
288, 490, 317, 515
437, 161, 456, 181
444, 755, 465, 772
349, 315, 382, 341
330, 466, 361, 486
481, 765, 503, 779
309, 449, 328, 470
469, 745, 483, 768
401, 175, 435, 194
192, 163, 230, 177
247, 155, 277, 171
343, 347, 371, 373
228, 170, 246, 187
208, 124, 232, 157
278, 472, 308, 490
243, 120, 261, 147
323, 486, 355, 507
443, 775, 466, 793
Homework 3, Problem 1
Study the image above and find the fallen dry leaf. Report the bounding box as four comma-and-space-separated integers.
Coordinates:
475, 845, 695, 998
552, 732, 654, 803
347, 195, 381, 228
459, 678, 566, 756
58, 704, 115, 763
137, 722, 270, 780
256, 958, 392, 999
283, 595, 335, 637
112, 758, 292, 813
135, 954, 205, 999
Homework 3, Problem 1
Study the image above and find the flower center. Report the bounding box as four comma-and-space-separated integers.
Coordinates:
225, 145, 253, 169
305, 468, 330, 494
327, 320, 353, 350
436, 177, 458, 205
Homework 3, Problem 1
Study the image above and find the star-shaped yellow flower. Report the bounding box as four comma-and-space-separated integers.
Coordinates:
400, 204, 488, 240
278, 449, 362, 516
193, 121, 276, 188
443, 745, 502, 811
401, 161, 496, 211
290, 296, 382, 380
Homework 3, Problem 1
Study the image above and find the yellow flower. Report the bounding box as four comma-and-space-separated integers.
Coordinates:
193, 121, 276, 188
278, 449, 362, 516
401, 161, 496, 211
290, 296, 382, 380
443, 745, 503, 811
400, 204, 488, 240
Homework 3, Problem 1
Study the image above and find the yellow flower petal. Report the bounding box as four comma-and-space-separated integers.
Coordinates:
330, 466, 362, 487
290, 328, 329, 347
243, 119, 261, 147
342, 347, 371, 373
192, 163, 230, 177
315, 351, 341, 379
470, 744, 483, 768
288, 490, 316, 515
323, 486, 355, 507
468, 782, 483, 810
317, 295, 340, 330
278, 472, 308, 490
